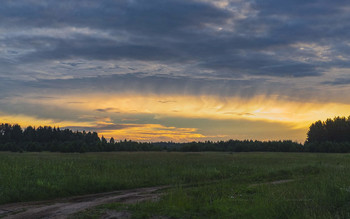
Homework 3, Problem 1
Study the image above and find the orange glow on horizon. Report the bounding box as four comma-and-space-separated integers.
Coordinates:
3, 93, 350, 142
17, 93, 350, 126
99, 124, 206, 142
0, 113, 93, 128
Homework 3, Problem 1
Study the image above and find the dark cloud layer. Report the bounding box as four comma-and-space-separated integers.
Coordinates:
22, 74, 277, 97
1, 0, 350, 80
0, 0, 350, 119
323, 78, 350, 86
0, 0, 229, 32
0, 73, 341, 104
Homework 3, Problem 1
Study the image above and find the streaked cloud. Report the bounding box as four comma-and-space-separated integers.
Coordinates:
1, 0, 350, 141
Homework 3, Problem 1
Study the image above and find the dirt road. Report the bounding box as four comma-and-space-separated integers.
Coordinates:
0, 186, 168, 219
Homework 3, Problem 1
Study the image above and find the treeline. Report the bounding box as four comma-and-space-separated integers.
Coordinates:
2, 117, 350, 153
0, 123, 304, 152
0, 123, 161, 152
303, 116, 350, 153
157, 140, 350, 153
0, 124, 303, 152
307, 116, 350, 143
156, 140, 303, 152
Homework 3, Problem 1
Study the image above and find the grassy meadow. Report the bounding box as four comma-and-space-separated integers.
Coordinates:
1, 152, 350, 218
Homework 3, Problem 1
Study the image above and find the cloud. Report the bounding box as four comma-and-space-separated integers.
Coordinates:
2, 72, 349, 105
2, 0, 350, 79
95, 108, 120, 113
0, 0, 229, 30
322, 78, 350, 86
2, 0, 350, 142
65, 123, 143, 132
15, 74, 284, 100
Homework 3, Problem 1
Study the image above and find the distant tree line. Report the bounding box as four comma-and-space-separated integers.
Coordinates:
0, 123, 158, 152
2, 117, 350, 153
155, 140, 303, 152
304, 116, 350, 152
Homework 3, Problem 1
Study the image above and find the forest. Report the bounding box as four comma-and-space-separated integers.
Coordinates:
1, 116, 350, 153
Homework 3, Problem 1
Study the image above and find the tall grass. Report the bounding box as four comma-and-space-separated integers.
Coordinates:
1, 152, 350, 218
118, 153, 350, 218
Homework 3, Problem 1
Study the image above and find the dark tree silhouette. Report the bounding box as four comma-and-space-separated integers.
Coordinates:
3, 118, 350, 153
307, 116, 350, 143
305, 116, 350, 152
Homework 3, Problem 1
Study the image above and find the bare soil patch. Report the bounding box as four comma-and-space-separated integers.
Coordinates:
0, 186, 168, 219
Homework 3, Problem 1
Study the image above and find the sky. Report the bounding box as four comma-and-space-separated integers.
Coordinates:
1, 0, 350, 142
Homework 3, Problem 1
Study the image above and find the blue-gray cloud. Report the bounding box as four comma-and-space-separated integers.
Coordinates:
1, 0, 350, 112
2, 0, 350, 79
323, 78, 350, 86
0, 73, 341, 104
0, 0, 229, 33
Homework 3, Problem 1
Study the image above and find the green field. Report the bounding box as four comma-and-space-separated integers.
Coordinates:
1, 152, 350, 218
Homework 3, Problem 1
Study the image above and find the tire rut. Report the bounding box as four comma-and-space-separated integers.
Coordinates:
0, 186, 168, 219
